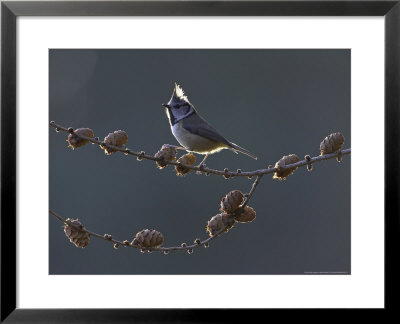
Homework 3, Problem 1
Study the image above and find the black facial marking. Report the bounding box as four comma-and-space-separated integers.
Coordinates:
173, 103, 190, 109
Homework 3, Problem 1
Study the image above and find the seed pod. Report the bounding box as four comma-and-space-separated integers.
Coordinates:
273, 154, 300, 180
175, 153, 196, 176
206, 213, 235, 237
220, 190, 244, 213
154, 145, 177, 169
103, 130, 128, 155
320, 132, 345, 155
234, 206, 256, 223
131, 229, 164, 248
63, 219, 90, 248
67, 128, 94, 149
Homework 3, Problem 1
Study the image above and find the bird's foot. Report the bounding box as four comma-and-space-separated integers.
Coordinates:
196, 162, 207, 175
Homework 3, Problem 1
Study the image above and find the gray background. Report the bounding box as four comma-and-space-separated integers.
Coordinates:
49, 49, 350, 274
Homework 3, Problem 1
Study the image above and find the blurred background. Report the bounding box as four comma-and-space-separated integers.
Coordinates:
49, 49, 350, 274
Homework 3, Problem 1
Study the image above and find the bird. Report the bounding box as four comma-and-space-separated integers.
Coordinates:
162, 83, 257, 166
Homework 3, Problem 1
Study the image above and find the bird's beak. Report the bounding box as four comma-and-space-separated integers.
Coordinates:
162, 103, 170, 108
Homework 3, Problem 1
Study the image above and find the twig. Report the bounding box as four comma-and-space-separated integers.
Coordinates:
50, 121, 350, 254
241, 174, 263, 208
50, 175, 262, 253
49, 121, 351, 178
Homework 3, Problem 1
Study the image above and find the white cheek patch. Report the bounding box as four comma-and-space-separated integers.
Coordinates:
165, 108, 173, 123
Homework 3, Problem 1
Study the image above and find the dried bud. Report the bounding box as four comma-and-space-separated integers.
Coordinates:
104, 234, 112, 240
154, 145, 177, 169
187, 249, 193, 254
113, 243, 120, 249
273, 154, 300, 180
103, 130, 128, 155
194, 238, 201, 245
305, 155, 313, 171
132, 229, 164, 248
206, 213, 235, 237
220, 190, 244, 213
181, 243, 187, 248
234, 206, 256, 223
137, 151, 145, 161
336, 151, 343, 163
175, 153, 196, 176
67, 128, 94, 149
223, 168, 230, 179
63, 219, 90, 248
320, 132, 345, 155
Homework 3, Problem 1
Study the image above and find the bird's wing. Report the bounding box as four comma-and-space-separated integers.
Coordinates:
182, 113, 231, 146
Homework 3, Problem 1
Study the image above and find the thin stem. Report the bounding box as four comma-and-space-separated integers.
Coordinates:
49, 173, 262, 253
50, 121, 351, 178
51, 208, 230, 252
241, 174, 263, 208
50, 121, 351, 254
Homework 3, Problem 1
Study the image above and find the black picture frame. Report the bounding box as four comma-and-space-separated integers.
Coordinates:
1, 0, 399, 322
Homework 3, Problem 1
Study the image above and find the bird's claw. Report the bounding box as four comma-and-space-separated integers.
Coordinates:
196, 162, 207, 175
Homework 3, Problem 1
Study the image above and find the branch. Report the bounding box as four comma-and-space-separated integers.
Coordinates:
50, 121, 350, 254
49, 121, 350, 178
50, 174, 262, 254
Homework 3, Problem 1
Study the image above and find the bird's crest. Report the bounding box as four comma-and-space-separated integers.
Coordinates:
173, 83, 188, 102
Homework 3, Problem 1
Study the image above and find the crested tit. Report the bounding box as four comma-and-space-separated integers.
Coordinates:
162, 83, 257, 165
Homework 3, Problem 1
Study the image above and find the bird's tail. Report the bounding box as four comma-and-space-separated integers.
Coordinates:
229, 142, 257, 160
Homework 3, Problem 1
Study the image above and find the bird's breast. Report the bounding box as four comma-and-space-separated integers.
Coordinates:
171, 122, 227, 154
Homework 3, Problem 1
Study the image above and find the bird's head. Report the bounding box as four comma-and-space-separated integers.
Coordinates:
162, 83, 195, 124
